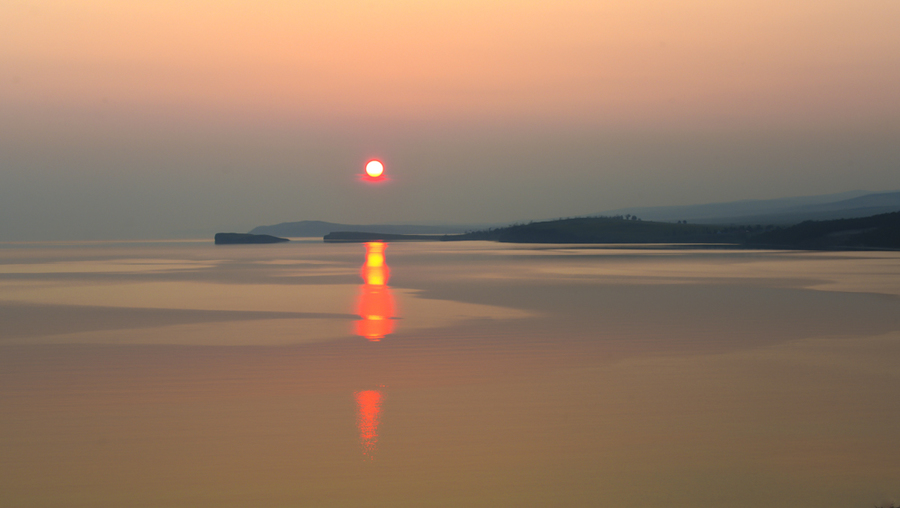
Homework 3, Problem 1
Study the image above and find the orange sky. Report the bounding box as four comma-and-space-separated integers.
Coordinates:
4, 0, 899, 128
1, 1, 899, 239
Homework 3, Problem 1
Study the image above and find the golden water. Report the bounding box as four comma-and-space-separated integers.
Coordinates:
1, 240, 899, 507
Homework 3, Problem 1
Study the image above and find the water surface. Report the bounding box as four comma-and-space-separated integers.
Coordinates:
1, 240, 899, 507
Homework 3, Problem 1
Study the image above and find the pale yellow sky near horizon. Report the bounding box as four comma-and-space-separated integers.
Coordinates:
1, 0, 899, 239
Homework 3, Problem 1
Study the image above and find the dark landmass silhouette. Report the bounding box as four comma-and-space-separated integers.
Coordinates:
322, 217, 763, 244
747, 211, 900, 249
215, 233, 289, 245
446, 216, 755, 244
251, 191, 900, 241
324, 212, 900, 250
599, 190, 900, 225
456, 212, 900, 249
240, 190, 900, 248
452, 212, 900, 249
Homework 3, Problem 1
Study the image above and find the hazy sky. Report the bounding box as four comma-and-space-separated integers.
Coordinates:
2, 0, 899, 239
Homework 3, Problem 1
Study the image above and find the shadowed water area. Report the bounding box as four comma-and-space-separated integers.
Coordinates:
1, 240, 899, 507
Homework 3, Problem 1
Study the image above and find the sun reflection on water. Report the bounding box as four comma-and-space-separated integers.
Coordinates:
353, 242, 396, 459
354, 389, 383, 460
354, 242, 396, 341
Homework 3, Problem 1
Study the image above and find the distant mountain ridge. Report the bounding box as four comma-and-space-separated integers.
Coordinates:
599, 190, 900, 225
249, 220, 482, 238
249, 191, 900, 240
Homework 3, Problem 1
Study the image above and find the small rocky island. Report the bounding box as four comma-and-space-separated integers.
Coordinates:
214, 233, 289, 245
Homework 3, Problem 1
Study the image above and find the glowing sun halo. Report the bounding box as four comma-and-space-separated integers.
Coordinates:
365, 160, 384, 178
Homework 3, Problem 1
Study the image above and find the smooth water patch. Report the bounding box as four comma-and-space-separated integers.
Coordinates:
1, 241, 899, 507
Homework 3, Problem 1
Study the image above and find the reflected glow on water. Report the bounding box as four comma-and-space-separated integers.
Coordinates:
355, 242, 396, 341
354, 243, 390, 459
355, 389, 383, 460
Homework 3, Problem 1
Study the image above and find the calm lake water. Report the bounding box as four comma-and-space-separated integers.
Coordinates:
1, 240, 899, 507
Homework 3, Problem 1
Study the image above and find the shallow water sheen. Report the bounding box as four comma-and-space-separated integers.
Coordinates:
1, 240, 899, 507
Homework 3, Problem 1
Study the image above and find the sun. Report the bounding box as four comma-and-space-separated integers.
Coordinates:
365, 160, 384, 178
